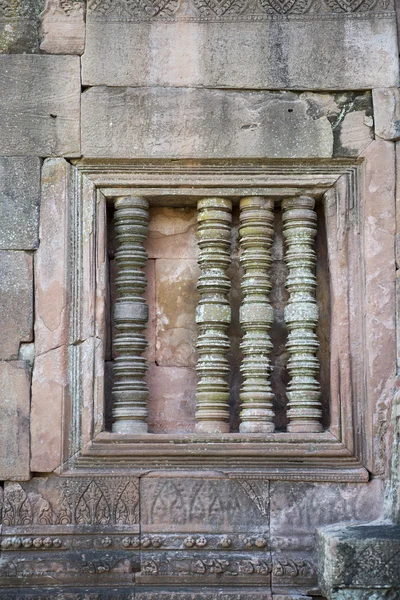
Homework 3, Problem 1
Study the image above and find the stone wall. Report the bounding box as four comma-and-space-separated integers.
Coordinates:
0, 0, 399, 598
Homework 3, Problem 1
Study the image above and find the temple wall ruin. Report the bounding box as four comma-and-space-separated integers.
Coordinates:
0, 0, 400, 598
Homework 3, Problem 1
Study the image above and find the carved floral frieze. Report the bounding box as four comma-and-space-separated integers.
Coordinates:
86, 0, 392, 20
2, 478, 139, 526
139, 555, 315, 578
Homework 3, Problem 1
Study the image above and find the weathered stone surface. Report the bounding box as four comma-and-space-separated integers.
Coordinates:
31, 345, 68, 473
373, 87, 400, 141
0, 590, 273, 600
136, 592, 272, 600
273, 596, 312, 599
0, 250, 33, 360
329, 592, 396, 599
35, 159, 71, 356
0, 591, 135, 600
270, 480, 384, 552
155, 259, 200, 368
0, 17, 38, 54
338, 110, 373, 156
82, 17, 398, 90
0, 360, 30, 481
40, 0, 85, 55
271, 550, 316, 590
2, 475, 140, 527
137, 550, 272, 585
0, 0, 45, 54
141, 475, 269, 533
0, 157, 40, 250
144, 258, 156, 363
82, 88, 334, 159
147, 364, 197, 433
317, 524, 400, 597
396, 143, 400, 270
145, 207, 199, 259
361, 139, 397, 475
0, 55, 80, 156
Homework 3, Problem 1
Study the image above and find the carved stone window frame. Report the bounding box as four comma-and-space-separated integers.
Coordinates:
32, 155, 396, 482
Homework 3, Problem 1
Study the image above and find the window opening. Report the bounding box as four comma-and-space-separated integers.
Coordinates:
104, 195, 330, 435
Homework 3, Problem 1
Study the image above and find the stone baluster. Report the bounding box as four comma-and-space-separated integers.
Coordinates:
112, 196, 149, 434
239, 196, 275, 433
195, 198, 232, 434
282, 196, 322, 433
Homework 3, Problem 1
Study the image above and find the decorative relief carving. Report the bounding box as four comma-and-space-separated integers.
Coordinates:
0, 0, 84, 17
40, 0, 85, 16
239, 197, 275, 433
192, 0, 246, 17
112, 196, 150, 434
136, 593, 269, 600
0, 596, 132, 600
140, 556, 273, 577
259, 0, 312, 13
195, 198, 232, 434
235, 478, 269, 516
323, 0, 380, 11
86, 0, 393, 20
1, 537, 62, 551
3, 484, 33, 526
282, 196, 322, 433
2, 478, 139, 527
87, 0, 180, 17
75, 480, 111, 525
272, 557, 315, 578
114, 479, 140, 525
146, 479, 244, 525
139, 555, 315, 580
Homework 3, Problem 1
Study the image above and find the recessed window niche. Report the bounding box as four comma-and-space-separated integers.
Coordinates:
103, 198, 331, 435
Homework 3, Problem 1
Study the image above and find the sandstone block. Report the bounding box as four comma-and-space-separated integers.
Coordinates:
146, 207, 199, 259
0, 250, 33, 360
144, 258, 156, 363
0, 55, 80, 156
141, 475, 269, 533
155, 259, 200, 368
0, 17, 38, 54
2, 475, 140, 528
147, 364, 197, 433
396, 143, 400, 270
270, 480, 384, 552
31, 345, 68, 473
0, 157, 40, 250
35, 159, 72, 356
361, 139, 396, 475
40, 0, 85, 55
82, 16, 398, 90
81, 87, 334, 159
317, 524, 400, 597
0, 361, 30, 481
373, 87, 400, 141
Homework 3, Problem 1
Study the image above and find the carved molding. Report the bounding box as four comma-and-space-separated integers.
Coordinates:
86, 0, 393, 20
